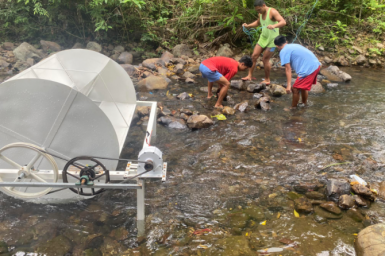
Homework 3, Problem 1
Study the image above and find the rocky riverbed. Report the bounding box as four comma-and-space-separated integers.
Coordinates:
1, 40, 385, 255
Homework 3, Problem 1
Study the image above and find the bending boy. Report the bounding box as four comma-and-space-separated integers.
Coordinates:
242, 0, 286, 83
199, 56, 252, 108
274, 35, 321, 108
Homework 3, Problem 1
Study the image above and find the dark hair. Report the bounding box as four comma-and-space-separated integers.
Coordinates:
254, 0, 266, 7
239, 56, 253, 68
274, 35, 287, 46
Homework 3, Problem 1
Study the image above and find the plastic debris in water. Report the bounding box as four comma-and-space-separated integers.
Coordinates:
211, 114, 227, 121
350, 175, 367, 186
149, 92, 153, 94
294, 210, 300, 218
260, 220, 267, 225
258, 248, 284, 253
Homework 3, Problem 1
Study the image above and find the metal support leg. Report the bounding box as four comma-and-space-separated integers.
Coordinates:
137, 179, 145, 236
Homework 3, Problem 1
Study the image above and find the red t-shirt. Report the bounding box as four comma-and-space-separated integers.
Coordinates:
202, 57, 239, 81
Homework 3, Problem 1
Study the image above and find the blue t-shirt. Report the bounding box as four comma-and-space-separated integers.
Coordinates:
280, 44, 321, 77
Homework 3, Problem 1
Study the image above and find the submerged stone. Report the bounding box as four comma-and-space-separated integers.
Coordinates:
243, 206, 265, 222
314, 206, 343, 220
0, 241, 8, 254
294, 197, 313, 213
287, 191, 303, 200
213, 236, 253, 256
36, 235, 72, 256
354, 195, 371, 207
347, 208, 365, 222
320, 201, 341, 215
305, 191, 325, 200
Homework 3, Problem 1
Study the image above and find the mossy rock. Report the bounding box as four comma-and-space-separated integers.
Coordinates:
36, 235, 72, 256
314, 206, 343, 220
243, 206, 265, 222
228, 212, 249, 229
0, 241, 8, 254
83, 248, 102, 256
287, 191, 304, 200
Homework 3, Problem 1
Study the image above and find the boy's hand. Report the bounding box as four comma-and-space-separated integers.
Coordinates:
267, 25, 275, 30
242, 23, 249, 28
286, 85, 292, 94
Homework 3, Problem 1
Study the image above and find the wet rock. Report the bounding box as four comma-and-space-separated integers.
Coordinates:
270, 84, 286, 97
172, 44, 193, 58
83, 249, 102, 256
216, 44, 233, 57
255, 97, 271, 111
249, 231, 266, 250
355, 223, 385, 256
214, 236, 253, 255
187, 115, 214, 129
180, 113, 189, 121
13, 42, 45, 62
72, 42, 84, 49
0, 241, 8, 254
0, 59, 10, 68
326, 179, 351, 202
287, 191, 303, 200
183, 71, 196, 79
231, 80, 246, 90
247, 83, 266, 93
234, 101, 249, 112
177, 92, 190, 100
333, 56, 349, 66
356, 55, 367, 65
351, 184, 373, 198
369, 59, 377, 66
305, 191, 325, 200
178, 109, 192, 117
137, 106, 150, 117
294, 197, 313, 213
185, 78, 195, 83
138, 75, 169, 91
158, 116, 187, 129
117, 52, 133, 64
294, 183, 322, 194
120, 64, 136, 76
253, 93, 263, 99
223, 106, 235, 115
327, 83, 339, 88
37, 235, 72, 255
353, 46, 363, 54
243, 206, 265, 221
200, 87, 216, 93
187, 64, 200, 73
354, 195, 370, 207
142, 58, 164, 70
228, 212, 248, 229
347, 208, 365, 222
84, 234, 104, 249
100, 237, 126, 256
110, 227, 129, 241
324, 56, 332, 64
160, 51, 174, 63
2, 42, 14, 51
314, 206, 343, 220
173, 63, 184, 75
310, 82, 325, 93
320, 201, 341, 214
86, 41, 102, 52
339, 195, 355, 209
320, 65, 352, 82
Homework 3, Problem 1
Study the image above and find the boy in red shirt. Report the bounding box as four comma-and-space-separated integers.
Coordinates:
199, 56, 252, 108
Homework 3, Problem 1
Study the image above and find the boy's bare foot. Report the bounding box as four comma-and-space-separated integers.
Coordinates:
207, 94, 213, 99
214, 104, 224, 109
262, 79, 271, 85
241, 75, 257, 81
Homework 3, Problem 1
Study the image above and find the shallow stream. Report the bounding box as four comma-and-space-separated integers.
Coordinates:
1, 67, 385, 255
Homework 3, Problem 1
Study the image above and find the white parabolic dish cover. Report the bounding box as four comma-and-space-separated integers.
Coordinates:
0, 49, 137, 170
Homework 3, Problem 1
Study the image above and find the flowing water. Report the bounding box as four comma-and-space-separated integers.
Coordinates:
1, 67, 385, 255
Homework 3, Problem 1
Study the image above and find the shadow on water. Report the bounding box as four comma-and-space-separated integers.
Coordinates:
1, 67, 385, 255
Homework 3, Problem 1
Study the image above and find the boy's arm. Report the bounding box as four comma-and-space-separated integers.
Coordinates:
267, 9, 286, 29
285, 63, 292, 94
243, 19, 260, 29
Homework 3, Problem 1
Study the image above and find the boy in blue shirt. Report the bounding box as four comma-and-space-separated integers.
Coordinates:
274, 35, 321, 108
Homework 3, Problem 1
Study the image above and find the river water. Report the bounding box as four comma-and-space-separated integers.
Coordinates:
1, 66, 385, 255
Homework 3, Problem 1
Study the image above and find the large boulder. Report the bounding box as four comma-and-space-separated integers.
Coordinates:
355, 223, 385, 256
172, 44, 193, 58
117, 52, 133, 64
216, 44, 233, 57
40, 40, 61, 52
13, 42, 45, 62
138, 75, 169, 91
320, 65, 352, 82
120, 64, 136, 76
142, 58, 164, 70
158, 116, 187, 129
86, 41, 102, 52
187, 115, 214, 129
310, 82, 325, 93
